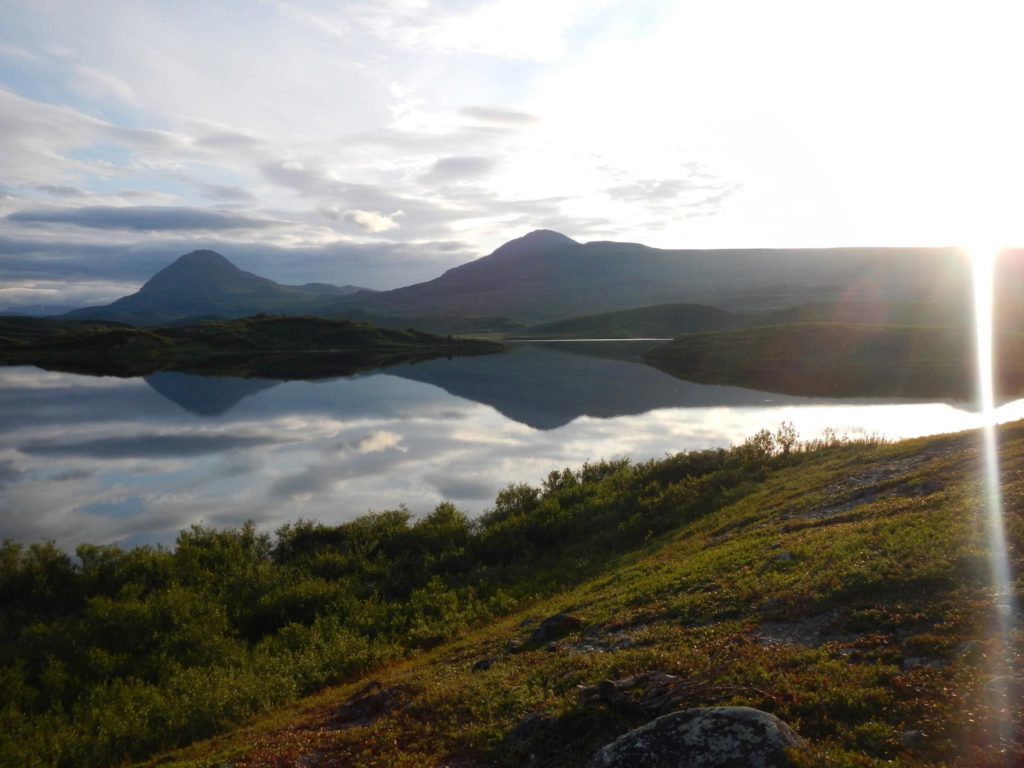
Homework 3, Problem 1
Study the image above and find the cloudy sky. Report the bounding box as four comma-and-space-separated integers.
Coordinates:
2, 0, 1022, 308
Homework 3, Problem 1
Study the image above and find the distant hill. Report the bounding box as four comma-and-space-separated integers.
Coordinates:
516, 298, 978, 340
64, 251, 348, 325
337, 230, 970, 323
0, 315, 504, 379
643, 322, 1024, 399
0, 302, 80, 317
518, 302, 747, 339
287, 282, 375, 296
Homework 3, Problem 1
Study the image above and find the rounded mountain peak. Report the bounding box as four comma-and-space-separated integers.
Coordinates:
485, 230, 580, 262
175, 249, 234, 266
520, 230, 578, 246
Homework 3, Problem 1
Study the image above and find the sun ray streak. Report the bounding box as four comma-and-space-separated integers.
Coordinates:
972, 245, 1017, 751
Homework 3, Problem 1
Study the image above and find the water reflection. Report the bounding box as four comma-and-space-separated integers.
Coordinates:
145, 372, 279, 416
389, 342, 815, 430
2, 342, 1022, 550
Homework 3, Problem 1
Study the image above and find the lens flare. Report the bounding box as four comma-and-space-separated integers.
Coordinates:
971, 244, 1017, 751
973, 246, 1013, 603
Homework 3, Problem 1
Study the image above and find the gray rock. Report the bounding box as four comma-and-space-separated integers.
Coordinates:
530, 613, 584, 642
587, 706, 806, 768
901, 729, 924, 748
472, 658, 495, 671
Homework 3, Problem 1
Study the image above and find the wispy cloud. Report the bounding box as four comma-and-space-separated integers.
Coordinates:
8, 205, 280, 231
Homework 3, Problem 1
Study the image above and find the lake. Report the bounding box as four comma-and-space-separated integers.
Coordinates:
2, 340, 1021, 549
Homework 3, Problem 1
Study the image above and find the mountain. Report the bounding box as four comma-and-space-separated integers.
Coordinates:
337, 230, 970, 323
287, 282, 375, 296
60, 235, 1003, 329
64, 250, 345, 325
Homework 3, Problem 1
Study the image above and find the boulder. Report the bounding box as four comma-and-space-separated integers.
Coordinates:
530, 613, 584, 642
587, 706, 805, 768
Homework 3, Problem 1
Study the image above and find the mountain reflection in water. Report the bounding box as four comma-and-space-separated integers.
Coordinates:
3, 341, 1017, 550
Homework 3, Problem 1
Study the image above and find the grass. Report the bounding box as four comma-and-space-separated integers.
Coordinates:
142, 425, 1024, 768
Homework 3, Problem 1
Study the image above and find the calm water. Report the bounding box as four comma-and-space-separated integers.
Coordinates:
3, 341, 1022, 549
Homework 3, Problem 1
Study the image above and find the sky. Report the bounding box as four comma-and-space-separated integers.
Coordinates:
2, 0, 1023, 308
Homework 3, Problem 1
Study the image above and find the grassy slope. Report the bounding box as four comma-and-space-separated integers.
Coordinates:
516, 303, 743, 339
0, 315, 504, 378
149, 425, 1024, 768
644, 322, 1024, 399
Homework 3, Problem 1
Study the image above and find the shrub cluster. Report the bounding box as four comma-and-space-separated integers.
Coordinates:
0, 424, 876, 766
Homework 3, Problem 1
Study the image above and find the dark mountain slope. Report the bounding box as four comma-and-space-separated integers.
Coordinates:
341, 231, 968, 323
65, 251, 341, 325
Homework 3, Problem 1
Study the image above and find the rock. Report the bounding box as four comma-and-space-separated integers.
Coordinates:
472, 658, 495, 671
772, 551, 795, 564
901, 729, 924, 748
504, 712, 558, 765
530, 613, 584, 642
333, 681, 413, 728
587, 706, 806, 768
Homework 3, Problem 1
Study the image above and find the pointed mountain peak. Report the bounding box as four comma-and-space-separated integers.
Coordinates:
138, 249, 267, 297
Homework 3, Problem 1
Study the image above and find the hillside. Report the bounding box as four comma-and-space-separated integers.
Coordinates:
643, 322, 1024, 400
517, 302, 744, 339
516, 299, 983, 341
3, 424, 1021, 766
0, 315, 504, 379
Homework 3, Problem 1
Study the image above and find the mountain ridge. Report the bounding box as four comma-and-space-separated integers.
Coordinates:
57, 233, 989, 327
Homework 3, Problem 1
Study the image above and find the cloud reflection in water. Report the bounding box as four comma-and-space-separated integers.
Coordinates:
2, 342, 1022, 550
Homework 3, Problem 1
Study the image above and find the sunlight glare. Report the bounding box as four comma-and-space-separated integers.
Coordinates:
971, 243, 1017, 751
972, 244, 1013, 606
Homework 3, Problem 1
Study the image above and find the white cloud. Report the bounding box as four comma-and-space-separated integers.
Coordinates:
342, 208, 404, 233
2, 0, 1024, 295
356, 430, 404, 453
